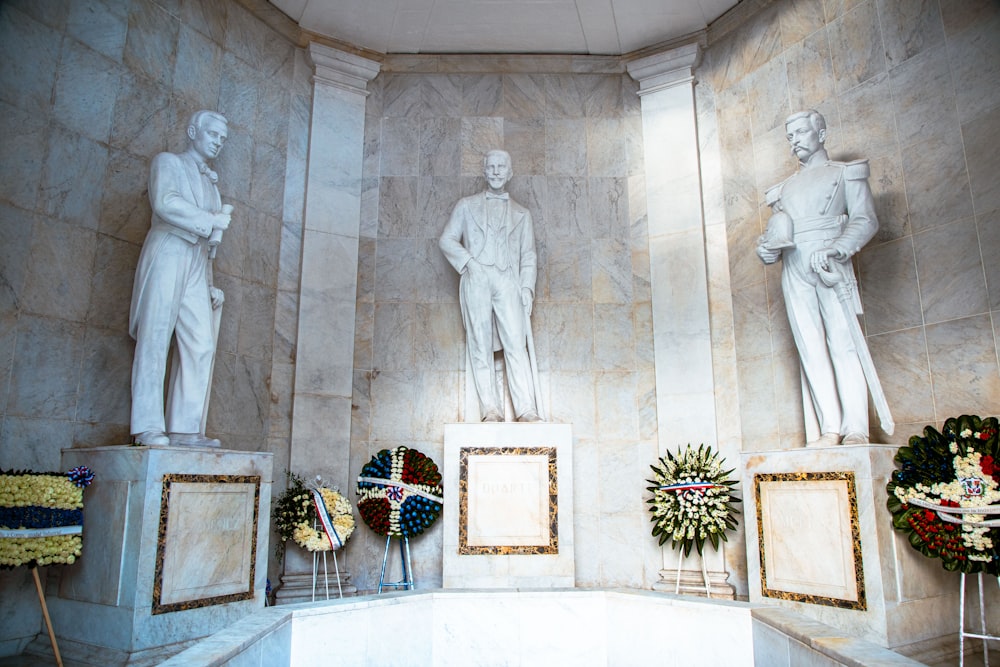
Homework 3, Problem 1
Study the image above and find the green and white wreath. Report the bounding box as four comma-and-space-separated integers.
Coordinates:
887, 414, 1000, 575
646, 444, 741, 556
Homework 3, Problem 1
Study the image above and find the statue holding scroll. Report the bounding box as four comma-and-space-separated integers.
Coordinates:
756, 110, 893, 447
439, 149, 543, 423
129, 110, 232, 447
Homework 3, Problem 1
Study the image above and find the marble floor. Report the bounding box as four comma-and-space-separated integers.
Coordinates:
0, 645, 997, 666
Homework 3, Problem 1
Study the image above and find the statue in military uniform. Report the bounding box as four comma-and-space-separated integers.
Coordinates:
756, 109, 887, 447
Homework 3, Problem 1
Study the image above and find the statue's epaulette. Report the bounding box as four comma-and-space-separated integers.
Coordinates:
835, 158, 870, 180
764, 183, 782, 207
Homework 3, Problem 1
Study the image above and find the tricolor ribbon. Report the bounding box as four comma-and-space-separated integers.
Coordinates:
357, 477, 444, 504
310, 488, 342, 550
657, 482, 720, 493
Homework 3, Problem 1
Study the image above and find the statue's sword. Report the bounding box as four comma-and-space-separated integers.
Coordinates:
816, 263, 894, 435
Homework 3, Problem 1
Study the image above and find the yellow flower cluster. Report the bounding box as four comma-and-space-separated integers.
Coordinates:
0, 474, 83, 510
0, 536, 81, 567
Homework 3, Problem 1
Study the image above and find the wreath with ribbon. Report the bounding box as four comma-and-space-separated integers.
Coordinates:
357, 446, 443, 538
887, 415, 1000, 575
272, 472, 355, 561
646, 444, 741, 557
1, 466, 94, 568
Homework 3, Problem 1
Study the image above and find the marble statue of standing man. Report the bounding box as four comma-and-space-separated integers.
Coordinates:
756, 109, 889, 447
440, 149, 542, 423
129, 110, 232, 447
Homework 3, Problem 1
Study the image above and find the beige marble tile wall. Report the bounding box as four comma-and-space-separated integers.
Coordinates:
0, 1, 302, 643
701, 0, 1000, 449
348, 55, 664, 591
0, 0, 299, 471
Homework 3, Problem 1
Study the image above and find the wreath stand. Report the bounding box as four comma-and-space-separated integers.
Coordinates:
310, 519, 343, 601
910, 498, 1000, 667
30, 565, 64, 667
378, 535, 414, 593
674, 548, 713, 598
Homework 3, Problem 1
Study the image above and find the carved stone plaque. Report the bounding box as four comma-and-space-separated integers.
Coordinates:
153, 474, 260, 614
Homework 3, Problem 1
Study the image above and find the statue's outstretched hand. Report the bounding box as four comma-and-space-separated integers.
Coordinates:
521, 288, 533, 317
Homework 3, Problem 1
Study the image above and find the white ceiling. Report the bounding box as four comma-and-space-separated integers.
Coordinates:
268, 0, 741, 55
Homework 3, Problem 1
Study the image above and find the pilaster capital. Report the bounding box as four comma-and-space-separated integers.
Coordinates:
307, 43, 381, 96
626, 42, 702, 96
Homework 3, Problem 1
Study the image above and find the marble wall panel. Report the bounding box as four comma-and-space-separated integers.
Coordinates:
747, 58, 790, 138
173, 25, 223, 108
123, 0, 177, 89
380, 117, 421, 177
53, 38, 122, 145
38, 128, 106, 229
866, 155, 909, 242
109, 71, 173, 158
238, 282, 276, 360
67, 0, 128, 62
978, 210, 1000, 311
251, 143, 287, 221
837, 73, 896, 161
963, 104, 1000, 215
243, 209, 281, 287
866, 327, 934, 431
592, 238, 631, 304
912, 216, 988, 324
828, 0, 886, 94
503, 118, 545, 176
22, 217, 96, 322
7, 315, 84, 420
925, 314, 1000, 418
878, 0, 945, 67
0, 101, 48, 212
595, 372, 638, 441
225, 2, 292, 79
888, 45, 956, 151
413, 302, 465, 372
87, 234, 140, 332
946, 8, 1000, 124
0, 416, 77, 471
0, 202, 33, 313
462, 74, 504, 117
502, 73, 548, 119
586, 118, 627, 177
778, 0, 826, 48
76, 328, 133, 425
856, 237, 921, 335
0, 5, 61, 116
545, 118, 588, 176
420, 118, 462, 179
98, 148, 153, 245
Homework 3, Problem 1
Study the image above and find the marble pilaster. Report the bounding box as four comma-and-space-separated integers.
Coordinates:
278, 43, 379, 604
627, 43, 733, 598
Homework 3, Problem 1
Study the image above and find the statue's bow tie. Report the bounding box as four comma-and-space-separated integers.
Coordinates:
199, 163, 218, 183
485, 192, 508, 200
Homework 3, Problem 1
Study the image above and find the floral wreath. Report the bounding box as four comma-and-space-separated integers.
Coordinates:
646, 444, 741, 556
887, 414, 1000, 575
272, 472, 355, 561
357, 446, 443, 538
1, 466, 95, 568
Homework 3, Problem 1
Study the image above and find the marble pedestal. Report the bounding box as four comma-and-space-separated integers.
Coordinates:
740, 444, 960, 650
31, 445, 272, 666
443, 422, 574, 588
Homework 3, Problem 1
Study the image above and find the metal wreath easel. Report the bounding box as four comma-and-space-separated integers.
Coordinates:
909, 498, 1000, 667
378, 535, 414, 593
310, 518, 343, 601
